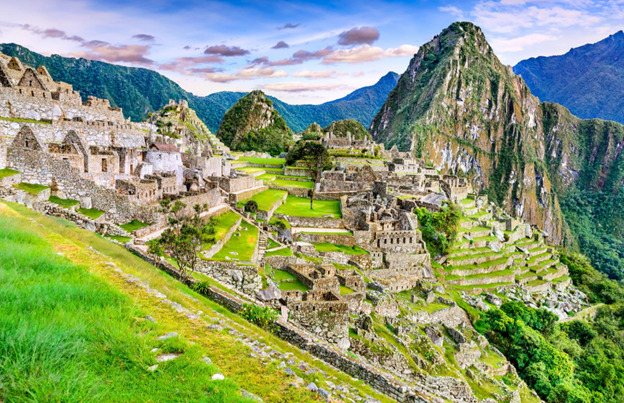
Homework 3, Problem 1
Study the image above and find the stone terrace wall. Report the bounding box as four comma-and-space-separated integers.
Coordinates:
276, 214, 343, 229
8, 147, 158, 223
196, 261, 262, 296
297, 232, 355, 246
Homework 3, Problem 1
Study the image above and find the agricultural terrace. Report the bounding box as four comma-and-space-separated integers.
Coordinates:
211, 220, 258, 263
237, 189, 287, 212
274, 195, 341, 218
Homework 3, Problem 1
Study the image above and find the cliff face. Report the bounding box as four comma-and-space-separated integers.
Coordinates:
371, 22, 566, 243
217, 90, 292, 156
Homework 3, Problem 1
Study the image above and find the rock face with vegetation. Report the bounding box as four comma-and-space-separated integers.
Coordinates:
0, 43, 398, 132
371, 22, 566, 245
370, 22, 624, 279
514, 30, 624, 125
217, 90, 292, 156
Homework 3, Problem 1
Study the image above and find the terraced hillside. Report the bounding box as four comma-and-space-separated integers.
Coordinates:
441, 197, 570, 295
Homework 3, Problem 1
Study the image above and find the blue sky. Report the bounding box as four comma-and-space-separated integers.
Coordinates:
0, 0, 622, 103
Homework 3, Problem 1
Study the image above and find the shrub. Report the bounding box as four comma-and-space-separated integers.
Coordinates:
191, 280, 211, 295
244, 200, 258, 213
239, 303, 279, 331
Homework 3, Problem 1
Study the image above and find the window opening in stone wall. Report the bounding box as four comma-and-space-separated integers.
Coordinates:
102, 158, 108, 172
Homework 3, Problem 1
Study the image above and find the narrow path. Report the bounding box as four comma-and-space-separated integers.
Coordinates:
559, 303, 604, 323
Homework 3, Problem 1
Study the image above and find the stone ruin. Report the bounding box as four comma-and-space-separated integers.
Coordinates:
0, 53, 262, 226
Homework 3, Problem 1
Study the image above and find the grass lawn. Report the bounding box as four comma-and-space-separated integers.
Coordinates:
0, 168, 19, 179
0, 116, 52, 125
119, 220, 151, 233
314, 242, 368, 255
0, 202, 392, 403
203, 211, 241, 250
0, 211, 246, 402
257, 173, 277, 181
237, 189, 287, 212
271, 269, 298, 282
277, 281, 309, 293
267, 238, 280, 249
265, 247, 293, 257
275, 195, 341, 218
105, 235, 132, 243
13, 182, 49, 195
340, 285, 355, 295
235, 167, 266, 174
77, 207, 105, 220
211, 220, 258, 263
238, 157, 285, 166
49, 195, 79, 209
271, 178, 314, 189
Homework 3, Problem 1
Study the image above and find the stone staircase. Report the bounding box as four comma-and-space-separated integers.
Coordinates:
256, 232, 268, 264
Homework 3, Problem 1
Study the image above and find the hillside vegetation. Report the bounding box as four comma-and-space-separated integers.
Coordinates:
217, 91, 293, 156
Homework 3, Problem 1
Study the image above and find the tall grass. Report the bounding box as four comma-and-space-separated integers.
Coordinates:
0, 215, 247, 402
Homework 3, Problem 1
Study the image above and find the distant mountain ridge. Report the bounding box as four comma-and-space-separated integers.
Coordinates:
514, 31, 624, 124
0, 43, 398, 132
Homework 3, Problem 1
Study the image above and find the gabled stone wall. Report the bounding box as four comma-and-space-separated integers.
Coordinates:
8, 147, 158, 223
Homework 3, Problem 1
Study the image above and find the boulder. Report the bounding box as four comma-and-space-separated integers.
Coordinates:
425, 326, 443, 347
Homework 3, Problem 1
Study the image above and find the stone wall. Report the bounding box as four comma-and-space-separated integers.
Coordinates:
284, 167, 310, 177
196, 261, 262, 296
202, 214, 242, 259
276, 214, 343, 229
296, 232, 355, 246
287, 297, 349, 344
8, 147, 159, 223
0, 137, 6, 169
0, 120, 146, 149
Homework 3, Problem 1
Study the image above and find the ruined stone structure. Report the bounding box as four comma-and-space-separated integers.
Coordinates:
0, 53, 260, 228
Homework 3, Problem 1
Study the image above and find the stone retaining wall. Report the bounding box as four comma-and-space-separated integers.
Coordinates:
297, 232, 355, 245
196, 260, 262, 296
202, 215, 242, 259
447, 273, 516, 286
276, 214, 343, 229
284, 167, 310, 177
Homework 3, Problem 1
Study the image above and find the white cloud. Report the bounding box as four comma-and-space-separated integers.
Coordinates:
490, 33, 558, 52
262, 82, 343, 92
292, 69, 346, 79
322, 44, 418, 64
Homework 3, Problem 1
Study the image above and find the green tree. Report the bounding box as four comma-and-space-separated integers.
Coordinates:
415, 202, 461, 256
147, 200, 214, 281
286, 141, 332, 209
